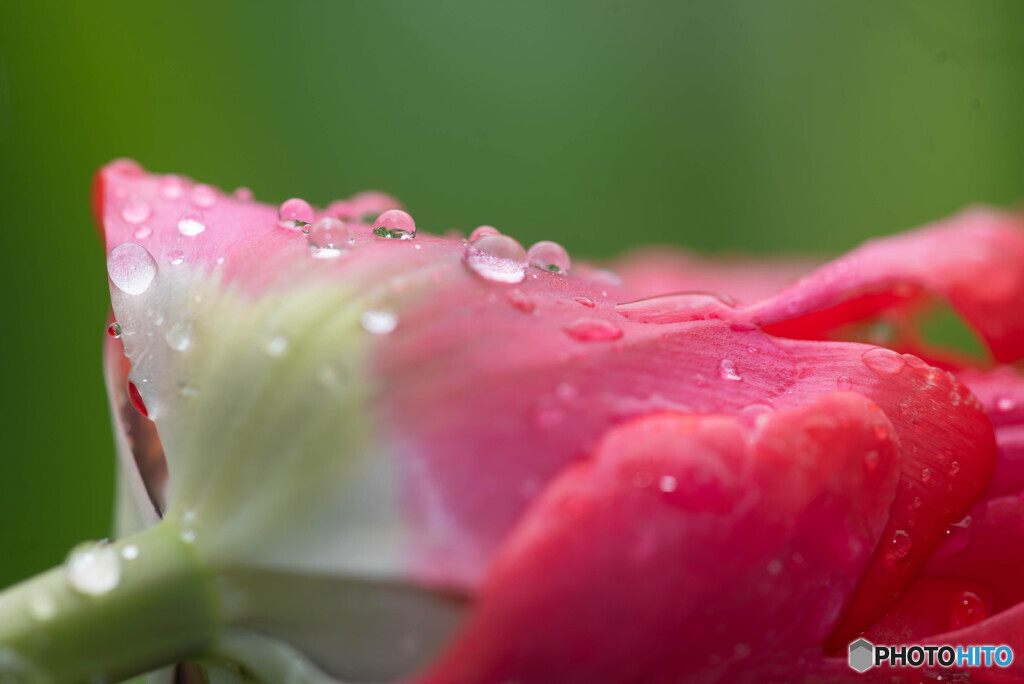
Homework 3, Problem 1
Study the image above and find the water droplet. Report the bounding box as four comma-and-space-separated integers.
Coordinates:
107, 322, 122, 338
180, 530, 196, 544
120, 199, 152, 225
766, 558, 783, 576
27, 590, 57, 621
613, 292, 736, 324
912, 496, 922, 509
837, 375, 853, 390
133, 226, 152, 240
308, 217, 349, 258
921, 467, 932, 483
121, 545, 139, 560
949, 591, 986, 629
177, 209, 206, 236
372, 210, 416, 239
719, 359, 742, 381
361, 310, 398, 335
128, 381, 149, 417
887, 529, 912, 561
265, 335, 288, 356
562, 317, 623, 341
168, 249, 185, 266
234, 186, 254, 201
861, 348, 906, 375
191, 184, 217, 208
278, 198, 314, 231
949, 461, 960, 475
66, 541, 122, 596
527, 240, 571, 274
659, 475, 677, 493
505, 289, 535, 313
470, 225, 500, 241
107, 243, 157, 295
161, 175, 187, 199
165, 321, 192, 352
997, 397, 1016, 412
464, 234, 528, 283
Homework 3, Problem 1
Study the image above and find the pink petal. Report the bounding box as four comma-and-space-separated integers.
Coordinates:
413, 394, 900, 684
743, 208, 1024, 363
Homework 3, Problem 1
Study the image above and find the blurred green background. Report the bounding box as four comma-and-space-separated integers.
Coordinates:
1, 0, 1022, 588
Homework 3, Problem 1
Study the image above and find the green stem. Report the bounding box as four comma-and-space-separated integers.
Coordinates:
0, 521, 218, 683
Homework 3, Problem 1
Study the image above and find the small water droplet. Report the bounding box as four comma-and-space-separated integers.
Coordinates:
265, 335, 288, 356
505, 289, 535, 313
180, 530, 196, 544
168, 249, 185, 266
278, 198, 314, 231
165, 321, 192, 352
371, 210, 416, 239
949, 461, 960, 475
921, 467, 932, 483
128, 381, 149, 417
527, 240, 571, 274
464, 234, 528, 283
469, 225, 500, 241
107, 243, 157, 295
66, 541, 122, 596
234, 186, 254, 201
837, 375, 853, 390
659, 475, 677, 493
949, 590, 986, 629
997, 397, 1016, 412
861, 348, 906, 375
573, 296, 596, 308
191, 184, 217, 208
719, 359, 742, 381
308, 217, 349, 258
361, 310, 398, 335
887, 529, 912, 561
120, 198, 152, 224
563, 317, 623, 341
133, 226, 152, 240
613, 292, 736, 324
121, 545, 139, 560
177, 209, 206, 236
766, 558, 783, 576
912, 496, 922, 509
107, 322, 122, 338
161, 175, 186, 199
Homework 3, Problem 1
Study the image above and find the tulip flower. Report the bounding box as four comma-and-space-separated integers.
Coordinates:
1, 159, 1022, 683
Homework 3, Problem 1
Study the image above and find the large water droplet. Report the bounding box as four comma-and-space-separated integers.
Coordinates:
121, 198, 152, 225
719, 359, 742, 381
66, 541, 122, 596
949, 590, 987, 629
837, 375, 853, 391
527, 240, 571, 274
372, 210, 416, 239
613, 292, 736, 324
107, 243, 157, 295
308, 217, 349, 259
278, 198, 314, 231
861, 348, 906, 375
464, 234, 528, 283
562, 317, 623, 341
470, 225, 500, 241
177, 209, 207, 236
191, 184, 217, 208
361, 310, 398, 335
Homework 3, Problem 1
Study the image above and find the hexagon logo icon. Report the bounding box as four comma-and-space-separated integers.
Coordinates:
848, 638, 875, 673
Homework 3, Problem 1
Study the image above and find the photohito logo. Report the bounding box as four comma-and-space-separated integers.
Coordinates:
848, 638, 1014, 672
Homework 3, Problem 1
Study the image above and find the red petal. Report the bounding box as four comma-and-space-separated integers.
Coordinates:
959, 366, 1024, 499
414, 394, 900, 684
745, 208, 1024, 363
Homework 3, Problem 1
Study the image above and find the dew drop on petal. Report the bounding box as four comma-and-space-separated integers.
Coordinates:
921, 467, 932, 483
563, 317, 623, 341
121, 199, 152, 225
66, 541, 122, 596
361, 310, 398, 335
133, 226, 152, 240
121, 545, 139, 560
464, 234, 528, 283
949, 461, 960, 475
469, 225, 500, 241
191, 184, 217, 208
719, 359, 742, 381
107, 243, 157, 295
766, 558, 783, 576
107, 322, 122, 338
861, 348, 906, 375
837, 375, 853, 390
234, 186, 254, 201
372, 210, 417, 239
168, 249, 185, 266
165, 321, 192, 352
659, 475, 678, 493
527, 240, 571, 274
161, 175, 187, 199
887, 529, 912, 561
308, 217, 349, 259
278, 198, 314, 231
177, 209, 207, 236
997, 397, 1016, 412
574, 296, 596, 308
265, 335, 288, 357
949, 591, 987, 630
505, 288, 535, 313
